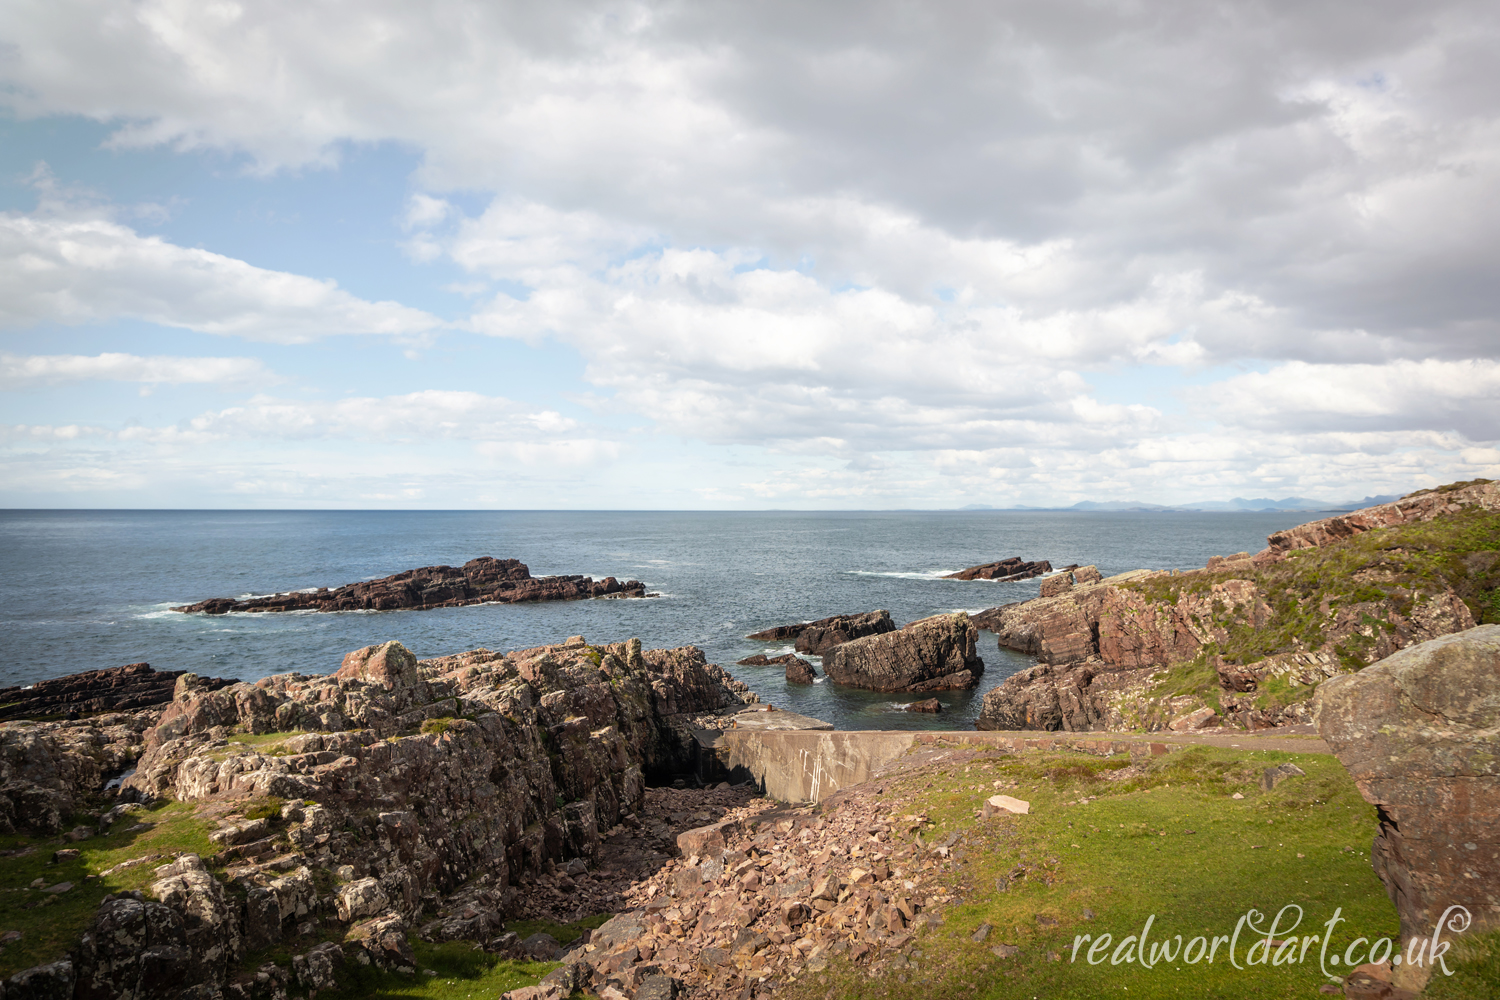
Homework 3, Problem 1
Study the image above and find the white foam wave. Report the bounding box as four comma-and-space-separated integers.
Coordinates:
847, 569, 959, 581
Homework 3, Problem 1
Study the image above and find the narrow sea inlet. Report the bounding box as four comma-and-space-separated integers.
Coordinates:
0, 508, 1319, 731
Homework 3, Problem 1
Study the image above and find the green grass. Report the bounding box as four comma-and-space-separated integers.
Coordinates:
314, 941, 559, 1000
791, 747, 1497, 1000
0, 800, 219, 976
505, 912, 612, 946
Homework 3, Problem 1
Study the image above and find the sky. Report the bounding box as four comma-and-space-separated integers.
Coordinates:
2, 0, 1498, 509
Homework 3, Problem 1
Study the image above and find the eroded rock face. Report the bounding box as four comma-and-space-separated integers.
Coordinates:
171, 557, 647, 614
0, 712, 157, 834
822, 613, 983, 693
124, 636, 755, 919
19, 634, 756, 1000
941, 558, 1053, 581
1314, 625, 1500, 978
975, 557, 1479, 732
746, 611, 896, 656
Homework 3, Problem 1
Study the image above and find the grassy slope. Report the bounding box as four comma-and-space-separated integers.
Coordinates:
0, 800, 218, 977
790, 745, 1500, 1000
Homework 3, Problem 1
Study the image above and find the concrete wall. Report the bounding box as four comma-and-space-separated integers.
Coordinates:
715, 730, 915, 802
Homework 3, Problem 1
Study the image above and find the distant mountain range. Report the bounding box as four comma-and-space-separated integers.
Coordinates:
957, 494, 1404, 513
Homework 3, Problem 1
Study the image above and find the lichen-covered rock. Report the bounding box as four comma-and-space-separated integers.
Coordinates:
291, 942, 344, 991
0, 712, 156, 834
148, 855, 242, 984
335, 878, 390, 923
1314, 624, 1500, 991
5, 961, 75, 1000
822, 613, 983, 693
74, 892, 190, 1000
346, 912, 415, 971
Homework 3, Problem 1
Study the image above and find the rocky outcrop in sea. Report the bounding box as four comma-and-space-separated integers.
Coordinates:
171, 557, 647, 614
822, 613, 983, 693
746, 611, 896, 656
941, 558, 1054, 581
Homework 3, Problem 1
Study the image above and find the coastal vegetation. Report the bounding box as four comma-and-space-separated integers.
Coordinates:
1124, 504, 1500, 719
787, 744, 1499, 1000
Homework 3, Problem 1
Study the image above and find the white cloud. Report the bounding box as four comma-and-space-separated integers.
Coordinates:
5, 0, 1498, 357
3, 1, 1500, 503
0, 208, 443, 342
0, 352, 273, 386
1198, 359, 1500, 438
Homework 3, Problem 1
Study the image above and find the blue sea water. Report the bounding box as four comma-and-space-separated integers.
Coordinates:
0, 509, 1325, 731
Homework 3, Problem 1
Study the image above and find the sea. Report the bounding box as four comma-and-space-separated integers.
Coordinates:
0, 509, 1326, 731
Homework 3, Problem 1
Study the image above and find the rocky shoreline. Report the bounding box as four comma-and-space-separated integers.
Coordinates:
0, 663, 234, 723
970, 480, 1500, 734
172, 557, 648, 615
0, 635, 758, 999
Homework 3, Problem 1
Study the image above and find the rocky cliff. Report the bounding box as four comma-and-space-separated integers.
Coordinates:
172, 557, 647, 614
976, 480, 1500, 733
1, 636, 756, 1000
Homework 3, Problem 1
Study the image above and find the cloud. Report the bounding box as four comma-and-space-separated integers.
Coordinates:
5, 0, 1499, 355
93, 390, 621, 469
0, 207, 443, 342
1198, 359, 1500, 438
3, 1, 1500, 503
0, 352, 273, 387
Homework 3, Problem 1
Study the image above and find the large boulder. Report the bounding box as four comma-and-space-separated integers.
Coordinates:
746, 611, 896, 656
822, 613, 984, 692
1314, 624, 1500, 992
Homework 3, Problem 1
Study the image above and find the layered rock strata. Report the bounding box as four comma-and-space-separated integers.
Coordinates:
941, 558, 1054, 581
172, 557, 647, 614
746, 611, 896, 656
5, 636, 756, 1000
823, 613, 983, 693
1314, 625, 1500, 994
1037, 565, 1102, 598
0, 663, 233, 722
